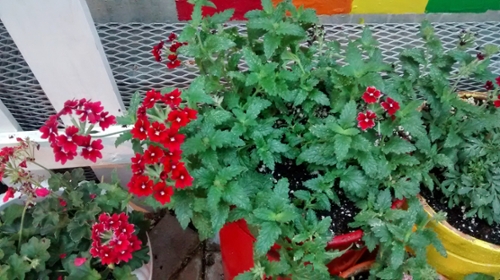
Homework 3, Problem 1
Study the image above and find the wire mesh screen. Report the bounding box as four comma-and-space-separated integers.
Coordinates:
0, 22, 58, 131
1, 21, 500, 130
96, 21, 500, 107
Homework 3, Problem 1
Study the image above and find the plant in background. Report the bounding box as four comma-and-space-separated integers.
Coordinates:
0, 140, 150, 279
395, 21, 500, 225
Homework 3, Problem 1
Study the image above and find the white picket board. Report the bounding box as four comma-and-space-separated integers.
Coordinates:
0, 0, 125, 118
0, 125, 133, 171
0, 99, 22, 133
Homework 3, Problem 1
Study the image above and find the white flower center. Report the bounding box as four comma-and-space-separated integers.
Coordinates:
172, 165, 177, 169
140, 127, 144, 132
170, 137, 175, 142
176, 117, 181, 122
365, 118, 369, 122
67, 136, 72, 141
155, 131, 160, 136
389, 104, 393, 107
118, 241, 122, 245
87, 147, 93, 152
141, 184, 146, 189
151, 152, 155, 157
105, 254, 109, 257
180, 175, 184, 180
160, 191, 165, 195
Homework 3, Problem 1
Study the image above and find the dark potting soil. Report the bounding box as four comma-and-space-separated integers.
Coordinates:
269, 159, 360, 235
420, 187, 500, 246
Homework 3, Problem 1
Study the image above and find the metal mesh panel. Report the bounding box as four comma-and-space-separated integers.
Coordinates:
0, 22, 58, 131
1, 21, 499, 131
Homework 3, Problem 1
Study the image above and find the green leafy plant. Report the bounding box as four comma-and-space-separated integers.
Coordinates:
396, 21, 500, 225
0, 140, 150, 279
137, 0, 449, 278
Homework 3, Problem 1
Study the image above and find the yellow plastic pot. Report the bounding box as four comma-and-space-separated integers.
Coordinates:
418, 195, 500, 279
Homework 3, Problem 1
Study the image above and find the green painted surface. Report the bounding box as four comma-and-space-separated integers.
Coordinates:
426, 0, 500, 13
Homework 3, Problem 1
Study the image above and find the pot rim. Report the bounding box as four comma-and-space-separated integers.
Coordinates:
417, 194, 500, 251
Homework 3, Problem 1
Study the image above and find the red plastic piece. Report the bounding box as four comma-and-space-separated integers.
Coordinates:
220, 199, 406, 279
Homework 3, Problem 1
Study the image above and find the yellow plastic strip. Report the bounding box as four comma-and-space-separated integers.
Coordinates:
351, 0, 428, 14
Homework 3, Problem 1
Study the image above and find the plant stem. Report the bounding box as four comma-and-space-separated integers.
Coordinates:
31, 161, 54, 175
17, 197, 31, 251
91, 128, 131, 138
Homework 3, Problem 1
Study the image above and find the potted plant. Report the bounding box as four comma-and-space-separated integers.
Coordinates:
0, 138, 151, 278
140, 0, 447, 278
391, 21, 500, 279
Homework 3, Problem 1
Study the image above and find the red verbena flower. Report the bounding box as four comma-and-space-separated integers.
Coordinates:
52, 144, 77, 165
362, 87, 381, 104
163, 89, 182, 108
381, 97, 400, 116
494, 94, 500, 108
163, 150, 182, 164
143, 89, 162, 109
162, 128, 185, 152
128, 175, 154, 197
98, 111, 116, 130
171, 165, 193, 189
477, 53, 485, 60
168, 33, 177, 42
167, 60, 181, 69
167, 109, 190, 129
147, 122, 167, 143
153, 182, 174, 205
60, 99, 79, 116
59, 253, 67, 259
152, 41, 164, 62
131, 153, 145, 174
485, 81, 494, 91
182, 108, 197, 120
81, 138, 104, 163
169, 42, 183, 53
57, 126, 81, 153
163, 160, 181, 174
167, 54, 178, 61
78, 101, 104, 124
3, 187, 15, 202
39, 115, 59, 142
131, 118, 150, 140
357, 111, 377, 131
143, 145, 164, 164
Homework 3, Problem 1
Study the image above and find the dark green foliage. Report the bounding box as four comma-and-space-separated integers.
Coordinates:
0, 169, 150, 279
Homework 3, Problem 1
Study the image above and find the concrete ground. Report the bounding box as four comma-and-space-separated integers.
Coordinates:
149, 214, 224, 280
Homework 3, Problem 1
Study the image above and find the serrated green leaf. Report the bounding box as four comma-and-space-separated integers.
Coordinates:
112, 266, 138, 280
444, 131, 461, 148
293, 90, 308, 106
247, 97, 271, 118
255, 222, 281, 256
377, 189, 392, 210
242, 48, 261, 71
382, 137, 415, 154
310, 89, 329, 106
115, 131, 132, 147
261, 0, 273, 13
205, 35, 236, 53
338, 101, 357, 128
263, 33, 280, 58
209, 9, 234, 24
254, 208, 276, 221
2, 204, 24, 225
6, 254, 31, 279
248, 17, 274, 31
211, 205, 229, 232
183, 77, 214, 106
207, 186, 222, 210
269, 140, 289, 154
276, 22, 305, 37
390, 242, 405, 269
333, 134, 351, 161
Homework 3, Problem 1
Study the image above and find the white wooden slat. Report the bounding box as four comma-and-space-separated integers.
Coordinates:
0, 99, 22, 133
0, 0, 125, 120
0, 125, 133, 171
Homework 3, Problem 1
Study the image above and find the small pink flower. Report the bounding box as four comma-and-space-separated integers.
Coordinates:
60, 253, 67, 259
74, 257, 87, 266
34, 188, 50, 198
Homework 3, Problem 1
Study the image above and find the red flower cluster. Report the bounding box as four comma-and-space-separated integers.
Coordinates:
128, 88, 196, 204
151, 33, 186, 69
39, 99, 115, 164
358, 87, 400, 130
485, 81, 494, 91
494, 94, 500, 108
90, 213, 142, 265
